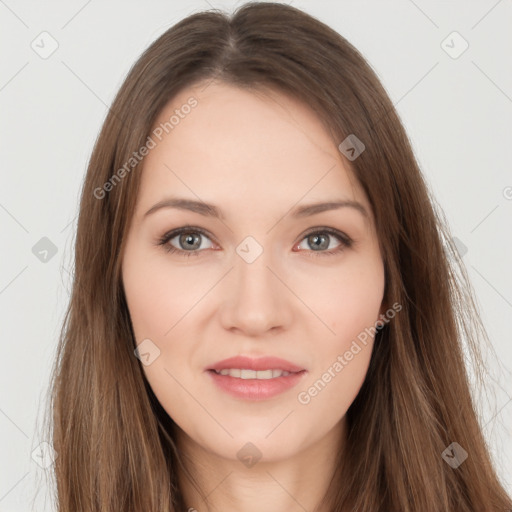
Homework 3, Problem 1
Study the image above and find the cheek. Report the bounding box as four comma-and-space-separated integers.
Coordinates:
296, 254, 385, 341
122, 248, 209, 422
295, 282, 381, 421
294, 255, 384, 401
122, 249, 211, 341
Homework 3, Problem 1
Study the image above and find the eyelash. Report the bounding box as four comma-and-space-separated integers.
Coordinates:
156, 225, 353, 259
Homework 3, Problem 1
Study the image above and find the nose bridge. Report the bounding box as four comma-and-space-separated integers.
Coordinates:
235, 242, 275, 293
219, 237, 290, 334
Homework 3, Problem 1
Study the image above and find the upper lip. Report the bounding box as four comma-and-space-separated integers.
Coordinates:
207, 356, 305, 373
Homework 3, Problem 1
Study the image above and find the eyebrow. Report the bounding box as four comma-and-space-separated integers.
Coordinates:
143, 197, 369, 220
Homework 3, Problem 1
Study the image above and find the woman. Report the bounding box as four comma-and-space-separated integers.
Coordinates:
42, 2, 512, 510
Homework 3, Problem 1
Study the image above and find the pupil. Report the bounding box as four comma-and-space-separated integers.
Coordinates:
181, 233, 200, 250
310, 234, 328, 250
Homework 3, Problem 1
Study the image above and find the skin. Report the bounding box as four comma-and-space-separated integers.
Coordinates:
121, 81, 386, 512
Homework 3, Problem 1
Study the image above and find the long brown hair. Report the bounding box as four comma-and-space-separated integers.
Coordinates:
39, 2, 512, 510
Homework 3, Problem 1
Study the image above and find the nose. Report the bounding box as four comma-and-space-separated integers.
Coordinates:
218, 247, 293, 337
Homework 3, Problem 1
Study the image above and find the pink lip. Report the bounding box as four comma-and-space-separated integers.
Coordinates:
205, 355, 307, 401
206, 355, 305, 373
206, 369, 307, 401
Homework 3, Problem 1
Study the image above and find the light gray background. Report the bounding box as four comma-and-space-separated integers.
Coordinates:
1, 0, 511, 510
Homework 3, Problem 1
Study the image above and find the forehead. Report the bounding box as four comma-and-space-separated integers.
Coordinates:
136, 81, 373, 225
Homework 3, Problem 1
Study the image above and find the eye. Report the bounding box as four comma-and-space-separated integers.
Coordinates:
294, 228, 353, 257
157, 226, 215, 258
156, 226, 353, 258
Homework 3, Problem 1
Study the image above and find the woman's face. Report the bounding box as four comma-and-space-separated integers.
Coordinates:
121, 81, 385, 463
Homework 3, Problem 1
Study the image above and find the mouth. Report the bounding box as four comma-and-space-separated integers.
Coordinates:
205, 368, 307, 401
208, 368, 301, 379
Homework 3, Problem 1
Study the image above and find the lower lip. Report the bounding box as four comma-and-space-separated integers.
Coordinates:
206, 369, 307, 401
